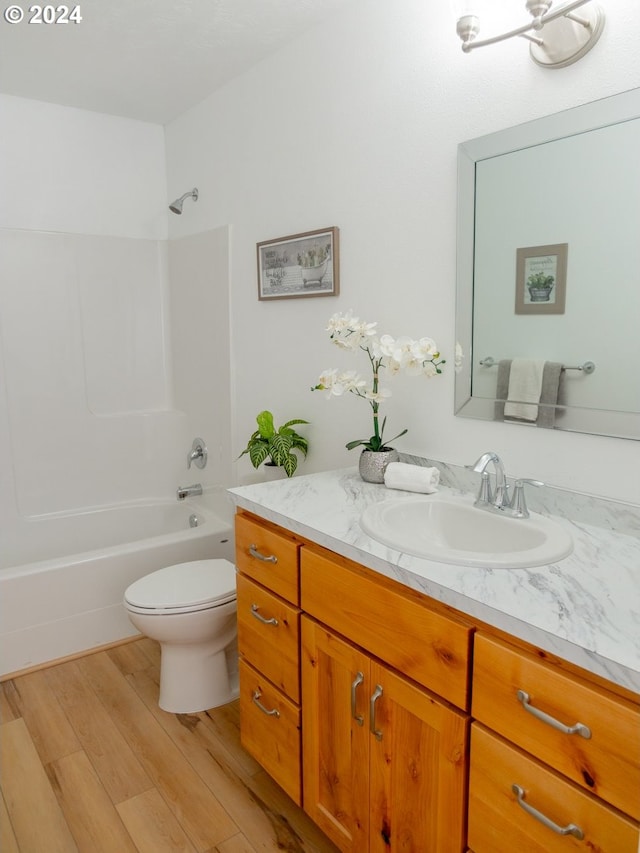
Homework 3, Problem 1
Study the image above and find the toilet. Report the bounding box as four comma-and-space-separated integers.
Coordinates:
123, 559, 238, 714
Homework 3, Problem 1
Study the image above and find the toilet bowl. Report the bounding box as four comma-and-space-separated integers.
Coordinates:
123, 559, 238, 713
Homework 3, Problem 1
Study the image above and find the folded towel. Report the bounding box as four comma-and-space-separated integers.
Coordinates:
384, 462, 439, 494
504, 358, 545, 422
537, 361, 563, 428
494, 359, 512, 421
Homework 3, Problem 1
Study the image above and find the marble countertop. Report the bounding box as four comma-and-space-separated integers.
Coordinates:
228, 467, 640, 695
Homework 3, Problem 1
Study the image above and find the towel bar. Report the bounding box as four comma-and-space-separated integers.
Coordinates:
479, 357, 595, 374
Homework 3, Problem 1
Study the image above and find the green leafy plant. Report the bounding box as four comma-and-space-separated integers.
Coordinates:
297, 241, 331, 268
239, 410, 309, 477
527, 272, 555, 289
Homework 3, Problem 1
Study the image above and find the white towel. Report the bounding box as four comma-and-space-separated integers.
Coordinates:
504, 358, 545, 422
384, 463, 439, 494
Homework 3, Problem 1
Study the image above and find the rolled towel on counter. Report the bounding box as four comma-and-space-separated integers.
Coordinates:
384, 462, 440, 494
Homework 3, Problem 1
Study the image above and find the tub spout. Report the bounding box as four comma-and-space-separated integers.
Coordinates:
176, 483, 203, 500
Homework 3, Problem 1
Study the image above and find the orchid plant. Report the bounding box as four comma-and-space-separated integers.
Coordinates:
312, 311, 445, 452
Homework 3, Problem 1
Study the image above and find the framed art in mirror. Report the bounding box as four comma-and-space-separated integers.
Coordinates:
515, 243, 567, 315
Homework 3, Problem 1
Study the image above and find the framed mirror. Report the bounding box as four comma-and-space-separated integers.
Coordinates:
455, 88, 640, 440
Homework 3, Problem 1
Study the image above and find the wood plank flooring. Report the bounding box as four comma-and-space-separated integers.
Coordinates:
0, 639, 338, 853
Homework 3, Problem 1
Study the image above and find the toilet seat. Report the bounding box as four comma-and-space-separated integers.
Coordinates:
124, 559, 236, 615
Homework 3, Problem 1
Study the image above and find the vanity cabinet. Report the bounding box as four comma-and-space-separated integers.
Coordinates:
301, 617, 469, 853
468, 633, 640, 852
234, 510, 640, 852
235, 512, 302, 804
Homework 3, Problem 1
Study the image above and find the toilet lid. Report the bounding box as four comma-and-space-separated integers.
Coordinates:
124, 559, 236, 613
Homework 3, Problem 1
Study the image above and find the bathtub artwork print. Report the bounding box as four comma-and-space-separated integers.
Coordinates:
257, 227, 340, 300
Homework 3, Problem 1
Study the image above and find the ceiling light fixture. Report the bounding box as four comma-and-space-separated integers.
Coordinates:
455, 0, 605, 68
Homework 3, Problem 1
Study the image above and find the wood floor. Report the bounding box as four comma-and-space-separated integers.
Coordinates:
0, 639, 338, 853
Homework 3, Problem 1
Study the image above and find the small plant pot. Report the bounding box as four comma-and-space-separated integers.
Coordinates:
263, 463, 286, 481
527, 285, 554, 302
359, 448, 399, 484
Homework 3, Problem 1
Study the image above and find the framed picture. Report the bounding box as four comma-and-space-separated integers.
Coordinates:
515, 243, 568, 315
257, 227, 339, 300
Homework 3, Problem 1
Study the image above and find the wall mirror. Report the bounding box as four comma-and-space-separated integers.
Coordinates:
455, 88, 640, 440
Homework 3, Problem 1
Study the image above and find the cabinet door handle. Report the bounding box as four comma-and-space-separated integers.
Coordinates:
351, 672, 364, 726
512, 784, 584, 839
370, 684, 383, 741
517, 690, 591, 739
252, 690, 280, 718
250, 603, 279, 626
249, 544, 278, 563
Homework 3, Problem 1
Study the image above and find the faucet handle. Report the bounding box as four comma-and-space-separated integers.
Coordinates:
509, 478, 544, 518
187, 437, 208, 470
474, 471, 493, 506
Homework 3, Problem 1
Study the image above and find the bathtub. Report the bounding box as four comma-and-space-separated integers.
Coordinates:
0, 492, 235, 677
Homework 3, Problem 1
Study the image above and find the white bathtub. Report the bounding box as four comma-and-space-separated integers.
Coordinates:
0, 492, 235, 677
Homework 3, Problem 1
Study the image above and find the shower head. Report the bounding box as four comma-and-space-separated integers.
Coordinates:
169, 187, 199, 214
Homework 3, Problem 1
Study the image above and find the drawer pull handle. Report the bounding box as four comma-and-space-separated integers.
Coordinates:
512, 784, 584, 839
517, 690, 592, 739
252, 690, 280, 718
351, 672, 364, 726
249, 544, 278, 564
251, 603, 279, 626
370, 684, 383, 741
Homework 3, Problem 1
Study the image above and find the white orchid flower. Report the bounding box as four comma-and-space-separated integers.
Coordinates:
411, 337, 438, 358
313, 314, 445, 453
337, 370, 367, 392
364, 387, 392, 404
333, 337, 360, 351
375, 334, 396, 358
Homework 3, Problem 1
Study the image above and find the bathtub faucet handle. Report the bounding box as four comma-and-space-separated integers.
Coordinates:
176, 483, 203, 500
187, 438, 208, 470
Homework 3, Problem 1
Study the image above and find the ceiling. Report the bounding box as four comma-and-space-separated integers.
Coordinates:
0, 0, 354, 124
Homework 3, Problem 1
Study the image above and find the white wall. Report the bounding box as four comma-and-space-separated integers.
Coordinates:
0, 95, 167, 240
165, 0, 640, 504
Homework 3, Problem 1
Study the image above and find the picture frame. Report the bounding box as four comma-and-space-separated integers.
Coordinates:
257, 227, 339, 300
515, 243, 568, 315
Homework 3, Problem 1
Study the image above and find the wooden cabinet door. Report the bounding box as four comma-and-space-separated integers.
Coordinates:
368, 660, 468, 853
302, 617, 469, 853
301, 617, 369, 853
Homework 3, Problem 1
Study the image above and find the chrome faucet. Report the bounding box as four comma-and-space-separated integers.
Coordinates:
176, 483, 203, 500
469, 452, 545, 518
471, 451, 510, 511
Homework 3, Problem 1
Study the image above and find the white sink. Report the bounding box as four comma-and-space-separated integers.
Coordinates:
359, 495, 573, 568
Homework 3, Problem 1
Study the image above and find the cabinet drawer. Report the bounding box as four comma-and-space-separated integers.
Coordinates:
239, 659, 301, 805
472, 633, 640, 817
301, 545, 472, 709
237, 573, 300, 702
235, 513, 300, 604
469, 724, 639, 853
